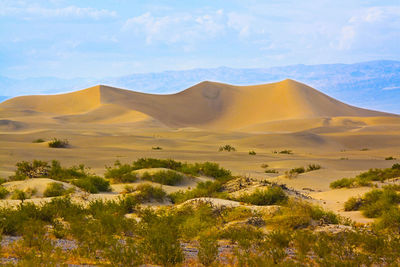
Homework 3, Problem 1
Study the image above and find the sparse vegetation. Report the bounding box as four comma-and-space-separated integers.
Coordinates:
141, 170, 183, 185
48, 138, 69, 148
72, 176, 111, 193
265, 169, 279, 173
306, 164, 321, 171
218, 144, 236, 152
134, 184, 166, 202
169, 181, 227, 204
249, 150, 256, 155
279, 150, 293, 154
235, 187, 288, 206
104, 160, 137, 183
43, 182, 67, 197
32, 138, 45, 143
152, 146, 162, 150
330, 163, 400, 188
385, 156, 396, 160
0, 186, 9, 199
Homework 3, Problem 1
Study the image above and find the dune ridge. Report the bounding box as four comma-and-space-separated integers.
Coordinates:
0, 79, 396, 131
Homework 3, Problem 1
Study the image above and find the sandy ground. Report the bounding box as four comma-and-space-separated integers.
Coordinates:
0, 80, 399, 223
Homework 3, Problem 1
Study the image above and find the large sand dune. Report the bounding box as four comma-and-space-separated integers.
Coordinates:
1, 79, 395, 132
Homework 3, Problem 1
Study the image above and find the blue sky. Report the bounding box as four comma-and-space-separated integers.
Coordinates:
1, 0, 399, 79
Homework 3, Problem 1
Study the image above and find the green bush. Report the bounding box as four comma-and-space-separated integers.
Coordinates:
152, 146, 162, 150
11, 189, 29, 202
135, 184, 166, 202
330, 177, 357, 188
169, 181, 227, 204
0, 186, 9, 199
72, 176, 111, 193
32, 138, 45, 143
141, 170, 183, 185
331, 164, 400, 188
219, 144, 236, 152
344, 197, 363, 211
43, 182, 66, 197
306, 164, 321, 171
279, 150, 292, 154
249, 150, 256, 155
265, 169, 279, 173
10, 160, 50, 180
385, 156, 396, 160
235, 187, 287, 206
198, 229, 219, 266
104, 161, 137, 183
48, 138, 69, 148
285, 167, 305, 178
132, 158, 182, 171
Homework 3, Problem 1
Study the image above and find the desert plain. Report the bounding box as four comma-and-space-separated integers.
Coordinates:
0, 79, 399, 224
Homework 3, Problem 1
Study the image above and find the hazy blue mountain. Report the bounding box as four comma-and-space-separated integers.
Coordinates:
1, 60, 399, 113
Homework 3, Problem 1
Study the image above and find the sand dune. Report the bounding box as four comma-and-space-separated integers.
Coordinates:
1, 79, 395, 132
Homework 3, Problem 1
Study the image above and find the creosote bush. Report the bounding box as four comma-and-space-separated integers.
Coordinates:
72, 176, 111, 193
135, 184, 166, 202
330, 163, 400, 188
235, 187, 288, 206
43, 182, 67, 197
0, 186, 9, 199
249, 150, 256, 155
104, 160, 137, 183
48, 138, 69, 148
218, 144, 236, 152
141, 170, 183, 185
32, 138, 45, 143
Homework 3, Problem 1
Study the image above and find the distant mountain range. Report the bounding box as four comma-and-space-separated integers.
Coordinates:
1, 60, 399, 113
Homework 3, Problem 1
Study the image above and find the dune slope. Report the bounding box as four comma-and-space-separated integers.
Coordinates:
0, 79, 395, 131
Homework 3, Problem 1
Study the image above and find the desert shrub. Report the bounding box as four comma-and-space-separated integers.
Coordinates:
265, 169, 279, 173
279, 150, 292, 154
385, 156, 396, 160
343, 188, 400, 221
72, 176, 111, 193
0, 178, 6, 184
141, 170, 183, 185
104, 160, 137, 183
344, 196, 363, 211
48, 160, 90, 181
0, 186, 9, 199
196, 162, 232, 181
219, 225, 263, 250
11, 189, 29, 202
361, 189, 400, 218
135, 184, 166, 202
43, 182, 66, 197
249, 150, 256, 155
235, 187, 287, 206
219, 144, 236, 152
306, 164, 321, 171
32, 138, 45, 143
169, 181, 227, 204
152, 146, 162, 150
374, 207, 400, 231
198, 229, 219, 266
222, 206, 255, 222
48, 138, 69, 148
330, 177, 357, 188
132, 158, 182, 170
267, 199, 339, 229
104, 237, 143, 266
139, 210, 183, 266
331, 165, 400, 189
9, 160, 50, 180
285, 167, 305, 178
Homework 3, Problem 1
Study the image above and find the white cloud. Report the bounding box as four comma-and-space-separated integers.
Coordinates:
333, 6, 400, 51
123, 10, 261, 46
382, 86, 400, 91
0, 2, 117, 20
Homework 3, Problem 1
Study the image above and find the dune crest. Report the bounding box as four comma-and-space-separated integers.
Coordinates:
0, 80, 396, 131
